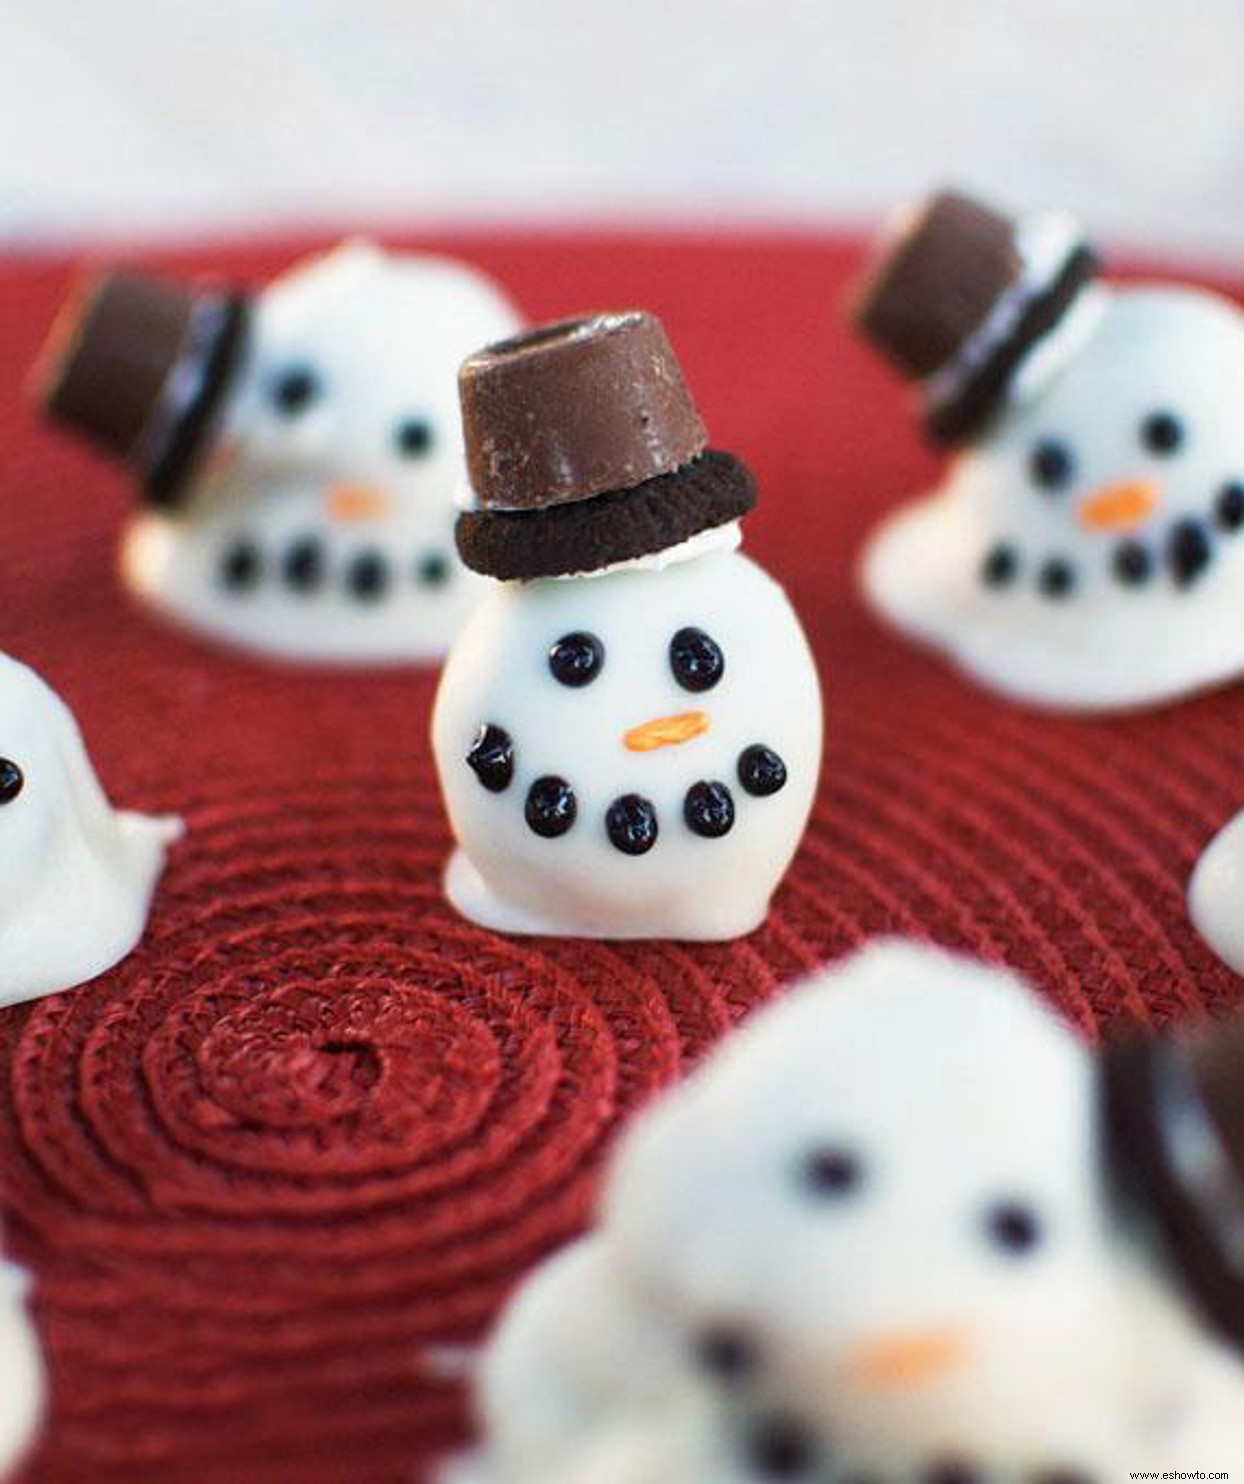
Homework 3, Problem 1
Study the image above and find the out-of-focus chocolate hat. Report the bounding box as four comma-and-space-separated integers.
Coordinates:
852, 190, 1099, 444
38, 270, 250, 508
1101, 1011, 1244, 1350
455, 311, 756, 580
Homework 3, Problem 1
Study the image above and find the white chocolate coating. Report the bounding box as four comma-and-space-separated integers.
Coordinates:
431, 547, 822, 941
0, 1257, 43, 1479
453, 942, 1244, 1481
0, 653, 180, 1006
1189, 807, 1244, 973
864, 286, 1244, 711
123, 241, 521, 665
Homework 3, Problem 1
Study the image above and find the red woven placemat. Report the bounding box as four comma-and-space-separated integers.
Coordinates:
0, 232, 1240, 1483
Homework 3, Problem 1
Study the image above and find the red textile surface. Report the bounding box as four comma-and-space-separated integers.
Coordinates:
0, 232, 1241, 1483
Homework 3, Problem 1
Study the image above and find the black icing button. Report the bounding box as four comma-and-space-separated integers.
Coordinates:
1037, 557, 1075, 599
219, 538, 262, 592
693, 1322, 759, 1382
416, 550, 452, 588
1168, 519, 1212, 587
1216, 482, 1244, 532
282, 536, 325, 593
684, 780, 735, 838
465, 724, 514, 793
605, 794, 659, 855
0, 758, 23, 804
346, 549, 390, 601
743, 1415, 818, 1477
525, 776, 576, 838
981, 543, 1018, 587
1112, 540, 1151, 586
738, 744, 787, 798
669, 626, 725, 692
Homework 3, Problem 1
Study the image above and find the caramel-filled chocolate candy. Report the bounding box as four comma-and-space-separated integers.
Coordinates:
459, 310, 708, 512
39, 270, 249, 507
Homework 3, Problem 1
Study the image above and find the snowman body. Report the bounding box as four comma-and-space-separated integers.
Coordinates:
123, 243, 520, 664
0, 1258, 43, 1478
458, 943, 1242, 1481
0, 653, 180, 1006
1188, 807, 1244, 972
864, 287, 1244, 710
432, 540, 821, 940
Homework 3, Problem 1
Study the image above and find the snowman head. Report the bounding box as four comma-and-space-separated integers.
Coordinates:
0, 654, 179, 1005
601, 942, 1175, 1467
855, 190, 1244, 710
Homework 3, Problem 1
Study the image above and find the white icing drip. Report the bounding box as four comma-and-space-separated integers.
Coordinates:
549, 519, 743, 582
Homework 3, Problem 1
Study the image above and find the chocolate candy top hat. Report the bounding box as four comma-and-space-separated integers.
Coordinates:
38, 270, 250, 508
852, 190, 1099, 444
455, 311, 756, 580
1100, 1013, 1244, 1350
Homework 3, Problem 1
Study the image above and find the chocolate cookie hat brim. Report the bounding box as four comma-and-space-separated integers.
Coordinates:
852, 189, 1099, 445
456, 449, 756, 580
38, 270, 250, 508
1101, 1024, 1244, 1350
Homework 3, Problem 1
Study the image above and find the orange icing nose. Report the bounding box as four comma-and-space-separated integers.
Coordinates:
842, 1327, 970, 1390
327, 484, 392, 523
623, 712, 710, 752
1078, 480, 1159, 532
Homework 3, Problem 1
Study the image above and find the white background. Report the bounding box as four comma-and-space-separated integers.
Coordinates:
1, 0, 1242, 254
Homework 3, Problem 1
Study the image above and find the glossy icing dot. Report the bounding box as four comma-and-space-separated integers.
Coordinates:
283, 536, 325, 593
981, 543, 1018, 587
985, 1200, 1043, 1255
271, 365, 320, 416
669, 627, 725, 692
1215, 482, 1244, 533
347, 550, 390, 601
693, 1322, 759, 1382
801, 1145, 863, 1199
417, 550, 451, 588
394, 416, 434, 457
1140, 408, 1185, 455
605, 794, 659, 855
743, 1415, 819, 1478
465, 724, 514, 793
548, 631, 605, 688
1038, 558, 1075, 599
525, 776, 576, 838
0, 758, 23, 804
220, 539, 262, 592
684, 780, 735, 838
1168, 519, 1212, 588
1029, 438, 1075, 491
1112, 540, 1151, 586
738, 744, 787, 797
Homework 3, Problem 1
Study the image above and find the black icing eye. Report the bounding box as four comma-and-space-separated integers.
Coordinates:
1140, 409, 1186, 456
0, 758, 23, 804
799, 1145, 863, 1200
548, 632, 605, 688
525, 776, 577, 838
417, 550, 452, 588
669, 627, 724, 692
271, 365, 320, 416
693, 1322, 759, 1383
985, 1200, 1044, 1256
395, 416, 434, 458
466, 724, 514, 793
1029, 439, 1075, 491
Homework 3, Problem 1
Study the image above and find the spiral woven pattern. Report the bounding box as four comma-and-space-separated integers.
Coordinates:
0, 236, 1240, 1483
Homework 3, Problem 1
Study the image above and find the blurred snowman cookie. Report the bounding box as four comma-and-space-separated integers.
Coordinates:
1188, 809, 1244, 974
431, 310, 822, 941
39, 241, 520, 664
0, 1250, 43, 1480
454, 942, 1244, 1481
853, 190, 1244, 711
0, 653, 180, 1006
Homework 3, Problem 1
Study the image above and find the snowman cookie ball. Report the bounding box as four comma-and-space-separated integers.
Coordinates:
0, 1252, 44, 1479
0, 653, 181, 1006
431, 311, 822, 941
458, 942, 1242, 1482
853, 190, 1244, 712
1188, 808, 1244, 974
39, 241, 520, 664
